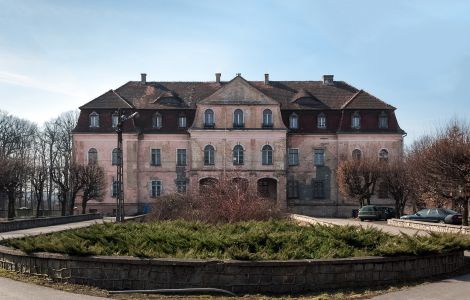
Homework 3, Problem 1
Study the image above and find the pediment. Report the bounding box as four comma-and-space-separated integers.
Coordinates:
200, 76, 278, 105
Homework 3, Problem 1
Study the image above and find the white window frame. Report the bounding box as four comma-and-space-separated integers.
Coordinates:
178, 115, 187, 128
289, 113, 298, 129
153, 113, 162, 129
150, 180, 162, 197
351, 112, 361, 129
233, 109, 244, 127
204, 145, 215, 166
317, 113, 326, 129
112, 113, 119, 128
204, 109, 214, 126
233, 144, 244, 165
263, 109, 273, 127
261, 145, 273, 165
89, 112, 99, 128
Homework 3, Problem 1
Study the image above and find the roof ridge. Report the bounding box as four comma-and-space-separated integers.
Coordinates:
112, 89, 134, 108
341, 89, 363, 109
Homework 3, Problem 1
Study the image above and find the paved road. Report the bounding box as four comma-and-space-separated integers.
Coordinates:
371, 273, 470, 300
0, 218, 109, 240
0, 276, 107, 300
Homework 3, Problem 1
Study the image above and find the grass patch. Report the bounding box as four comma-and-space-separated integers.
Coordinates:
2, 220, 470, 260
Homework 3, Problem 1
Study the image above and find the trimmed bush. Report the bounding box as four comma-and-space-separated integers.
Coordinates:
3, 220, 470, 260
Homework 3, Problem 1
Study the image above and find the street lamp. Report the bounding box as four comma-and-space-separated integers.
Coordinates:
115, 109, 139, 222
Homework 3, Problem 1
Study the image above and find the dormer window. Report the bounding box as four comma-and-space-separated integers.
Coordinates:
178, 115, 187, 128
379, 111, 388, 129
112, 112, 119, 128
89, 112, 99, 128
233, 109, 244, 128
289, 113, 298, 129
204, 109, 214, 128
317, 113, 326, 129
152, 112, 162, 129
262, 109, 273, 128
351, 111, 360, 129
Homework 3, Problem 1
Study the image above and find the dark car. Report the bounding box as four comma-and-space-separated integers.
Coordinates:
358, 205, 395, 221
400, 208, 462, 225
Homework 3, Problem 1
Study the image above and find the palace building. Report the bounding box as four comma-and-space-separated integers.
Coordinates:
72, 73, 405, 217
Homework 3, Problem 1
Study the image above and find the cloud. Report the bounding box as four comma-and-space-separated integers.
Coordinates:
0, 70, 80, 98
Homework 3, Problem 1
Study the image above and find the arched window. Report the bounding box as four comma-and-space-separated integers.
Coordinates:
204, 109, 214, 127
352, 149, 362, 160
88, 148, 98, 165
289, 113, 298, 129
262, 145, 273, 165
204, 145, 215, 165
112, 148, 121, 165
263, 109, 273, 127
233, 109, 244, 128
351, 111, 360, 129
379, 149, 389, 161
89, 112, 99, 128
111, 112, 119, 128
379, 111, 388, 129
317, 112, 326, 129
233, 145, 244, 165
152, 112, 162, 129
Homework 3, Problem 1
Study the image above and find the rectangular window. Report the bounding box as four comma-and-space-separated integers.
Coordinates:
176, 180, 186, 193
379, 116, 388, 129
150, 180, 162, 197
313, 180, 325, 199
288, 149, 299, 166
151, 149, 161, 166
112, 181, 119, 197
178, 116, 187, 128
287, 180, 299, 198
176, 149, 187, 166
314, 149, 325, 166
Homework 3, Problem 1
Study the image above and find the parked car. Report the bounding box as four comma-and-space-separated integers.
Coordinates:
400, 208, 462, 225
358, 205, 395, 221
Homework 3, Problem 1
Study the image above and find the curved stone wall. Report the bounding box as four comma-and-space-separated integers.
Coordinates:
0, 246, 463, 294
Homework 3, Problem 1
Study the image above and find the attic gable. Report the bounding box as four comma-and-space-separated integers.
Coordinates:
79, 90, 134, 109
341, 90, 395, 110
200, 76, 278, 105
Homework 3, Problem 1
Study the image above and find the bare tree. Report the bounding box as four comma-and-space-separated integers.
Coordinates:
80, 164, 105, 214
337, 156, 381, 207
381, 156, 415, 217
410, 120, 470, 225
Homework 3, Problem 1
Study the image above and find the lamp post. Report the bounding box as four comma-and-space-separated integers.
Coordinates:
115, 110, 139, 222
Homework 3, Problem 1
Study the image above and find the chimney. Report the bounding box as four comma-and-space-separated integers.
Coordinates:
215, 73, 221, 83
264, 73, 270, 85
322, 75, 334, 85
141, 73, 147, 84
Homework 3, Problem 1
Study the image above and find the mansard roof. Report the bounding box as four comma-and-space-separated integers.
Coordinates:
79, 75, 396, 111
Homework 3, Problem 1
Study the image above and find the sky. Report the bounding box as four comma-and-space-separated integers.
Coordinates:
0, 0, 469, 143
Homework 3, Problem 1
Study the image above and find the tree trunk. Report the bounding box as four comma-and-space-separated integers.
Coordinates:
81, 199, 87, 215
463, 197, 469, 226
7, 189, 15, 220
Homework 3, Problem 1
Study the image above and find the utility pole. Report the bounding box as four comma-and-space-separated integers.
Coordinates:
115, 110, 139, 223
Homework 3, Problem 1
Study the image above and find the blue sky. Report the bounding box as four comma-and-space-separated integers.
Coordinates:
0, 0, 469, 143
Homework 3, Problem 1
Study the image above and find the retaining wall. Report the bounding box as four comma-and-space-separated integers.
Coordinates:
0, 214, 102, 233
387, 218, 470, 234
0, 245, 463, 294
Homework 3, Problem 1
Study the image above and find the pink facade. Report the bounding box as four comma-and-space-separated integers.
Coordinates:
73, 74, 405, 217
